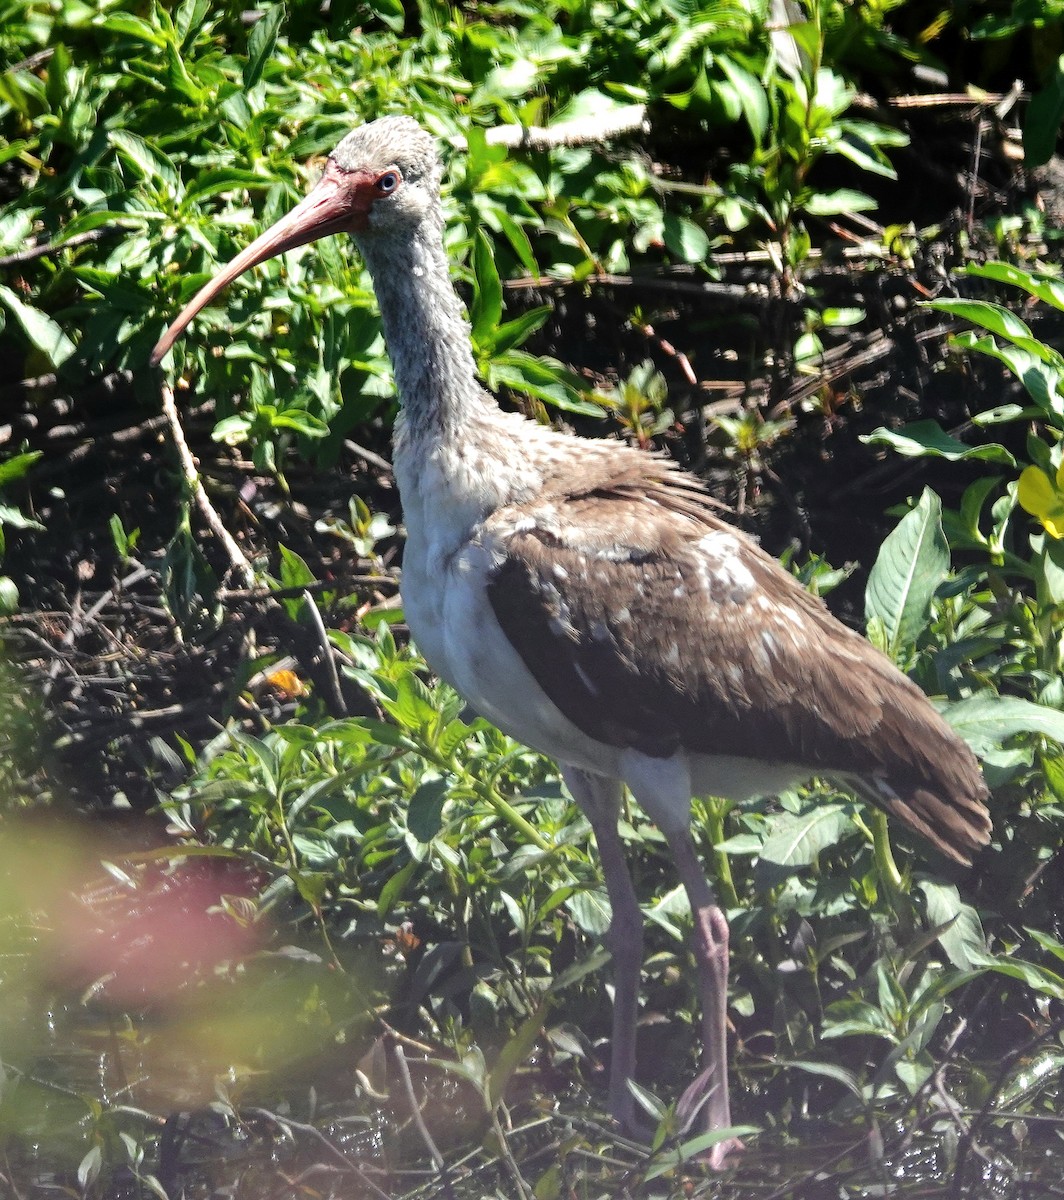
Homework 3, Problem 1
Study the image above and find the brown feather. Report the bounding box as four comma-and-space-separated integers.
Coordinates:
485, 461, 990, 863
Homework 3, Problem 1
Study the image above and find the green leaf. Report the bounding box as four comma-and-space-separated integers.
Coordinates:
487, 1001, 549, 1107
758, 804, 851, 869
244, 5, 285, 90
861, 420, 1015, 465
0, 451, 42, 488
269, 409, 330, 438
718, 55, 768, 141
941, 694, 1064, 756
471, 228, 503, 345
378, 858, 417, 918
109, 130, 180, 192
97, 13, 166, 46
864, 488, 949, 656
965, 260, 1064, 313
662, 213, 709, 263
1024, 54, 1064, 168
804, 188, 875, 216
407, 777, 449, 842
380, 671, 437, 730
786, 1059, 865, 1102
491, 351, 602, 416
366, 0, 405, 31
925, 297, 1036, 346
183, 168, 274, 206
278, 544, 315, 589
0, 285, 76, 368
492, 305, 550, 356
918, 880, 987, 970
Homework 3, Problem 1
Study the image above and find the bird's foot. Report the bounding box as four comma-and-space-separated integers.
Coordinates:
700, 1134, 744, 1171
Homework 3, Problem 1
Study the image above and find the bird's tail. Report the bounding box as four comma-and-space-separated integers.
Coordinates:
849, 769, 991, 865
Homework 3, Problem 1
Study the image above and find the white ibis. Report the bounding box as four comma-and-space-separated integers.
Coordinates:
151, 116, 992, 1167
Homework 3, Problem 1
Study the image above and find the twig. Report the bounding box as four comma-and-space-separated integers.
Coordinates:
302, 587, 347, 715
217, 575, 397, 604
159, 382, 256, 588
388, 1040, 452, 1187
0, 226, 125, 269
345, 437, 393, 474
889, 89, 1027, 109
455, 105, 647, 151
241, 1107, 393, 1200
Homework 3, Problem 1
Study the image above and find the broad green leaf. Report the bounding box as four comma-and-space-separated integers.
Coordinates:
366, 0, 405, 31
0, 285, 76, 367
378, 858, 417, 918
861, 420, 1015, 465
918, 880, 987, 970
407, 777, 449, 842
109, 130, 180, 192
925, 297, 1035, 346
0, 450, 41, 488
270, 410, 330, 437
566, 888, 611, 936
965, 260, 1064, 312
718, 55, 768, 141
644, 1127, 761, 1179
758, 804, 851, 868
940, 694, 1064, 755
804, 188, 875, 215
491, 351, 602, 416
97, 13, 166, 46
380, 671, 437, 730
950, 332, 1064, 415
865, 488, 949, 655
662, 213, 709, 263
492, 305, 550, 356
786, 1059, 865, 1102
278, 544, 315, 589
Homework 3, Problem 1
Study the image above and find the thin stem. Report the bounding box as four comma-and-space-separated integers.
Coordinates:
702, 796, 740, 910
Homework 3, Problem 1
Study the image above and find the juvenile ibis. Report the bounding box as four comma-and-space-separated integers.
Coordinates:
151, 116, 991, 1166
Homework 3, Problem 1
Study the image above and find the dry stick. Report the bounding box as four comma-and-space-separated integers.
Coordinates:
241, 1107, 393, 1200
464, 105, 647, 151
301, 587, 347, 715
388, 1040, 455, 1199
344, 437, 393, 474
159, 382, 256, 589
0, 226, 125, 269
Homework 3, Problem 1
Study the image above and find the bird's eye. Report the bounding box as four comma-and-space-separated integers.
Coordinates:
375, 171, 400, 194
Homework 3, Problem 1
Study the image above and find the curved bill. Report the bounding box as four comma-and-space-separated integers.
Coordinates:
150, 159, 370, 367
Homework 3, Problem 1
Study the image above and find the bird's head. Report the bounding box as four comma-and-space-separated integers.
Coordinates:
150, 115, 442, 366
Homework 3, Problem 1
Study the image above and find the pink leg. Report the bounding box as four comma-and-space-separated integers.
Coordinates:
562, 767, 644, 1131
619, 751, 743, 1169
659, 824, 742, 1168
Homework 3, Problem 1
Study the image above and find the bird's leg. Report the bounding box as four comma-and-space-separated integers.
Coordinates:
619, 750, 742, 1170
658, 823, 740, 1164
561, 766, 644, 1132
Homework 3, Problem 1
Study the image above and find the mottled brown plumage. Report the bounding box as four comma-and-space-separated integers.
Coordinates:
151, 116, 991, 1168
484, 459, 988, 864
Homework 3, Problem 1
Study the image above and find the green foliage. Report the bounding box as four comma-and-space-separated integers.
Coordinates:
0, 451, 42, 614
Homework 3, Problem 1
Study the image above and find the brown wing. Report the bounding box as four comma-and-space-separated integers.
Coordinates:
484, 464, 990, 861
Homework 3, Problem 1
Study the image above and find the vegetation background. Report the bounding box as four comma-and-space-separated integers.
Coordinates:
2, 0, 1064, 1196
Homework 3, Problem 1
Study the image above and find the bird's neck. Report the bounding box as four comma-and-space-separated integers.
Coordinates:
356, 218, 484, 436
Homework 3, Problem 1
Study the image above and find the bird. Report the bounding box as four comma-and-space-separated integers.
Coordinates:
151, 115, 992, 1167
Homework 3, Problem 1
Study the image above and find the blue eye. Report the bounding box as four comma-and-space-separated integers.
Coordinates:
376, 171, 400, 193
